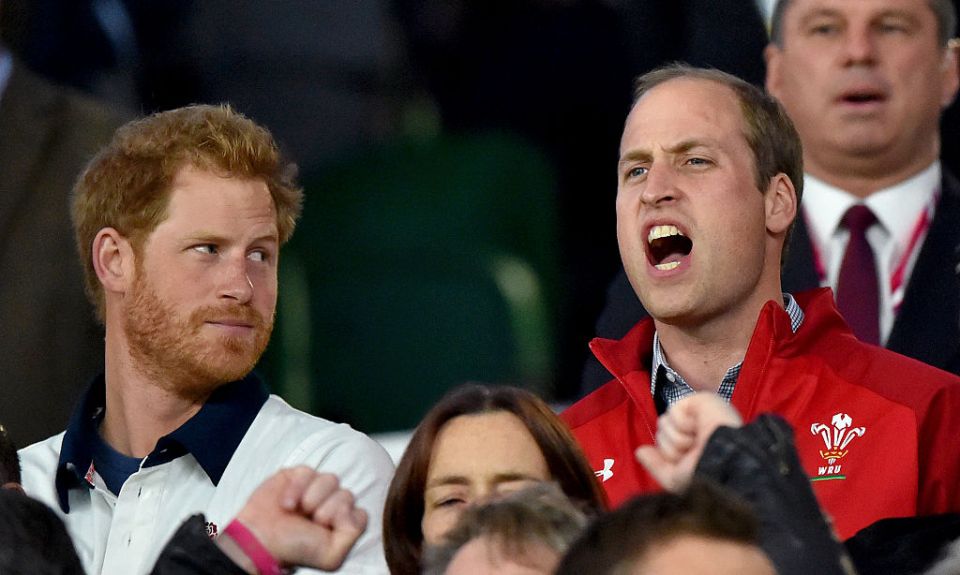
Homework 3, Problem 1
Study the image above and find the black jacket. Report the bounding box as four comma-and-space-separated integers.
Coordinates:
150, 515, 248, 575
696, 415, 853, 575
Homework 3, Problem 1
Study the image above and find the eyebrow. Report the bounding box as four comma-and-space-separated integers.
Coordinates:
619, 138, 717, 165
186, 231, 279, 244
798, 7, 917, 24
425, 472, 542, 490
872, 10, 920, 25
798, 7, 842, 22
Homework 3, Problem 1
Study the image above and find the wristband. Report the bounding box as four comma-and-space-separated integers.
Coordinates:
224, 519, 282, 575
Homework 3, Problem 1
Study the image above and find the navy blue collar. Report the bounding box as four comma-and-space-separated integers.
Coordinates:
55, 373, 269, 512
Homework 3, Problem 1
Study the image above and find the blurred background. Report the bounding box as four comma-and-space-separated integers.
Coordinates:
5, 0, 903, 443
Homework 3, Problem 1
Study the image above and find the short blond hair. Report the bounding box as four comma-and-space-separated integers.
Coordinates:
72, 104, 303, 322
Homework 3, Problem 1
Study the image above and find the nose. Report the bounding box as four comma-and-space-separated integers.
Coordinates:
472, 486, 491, 504
842, 25, 876, 65
219, 255, 254, 304
639, 164, 679, 207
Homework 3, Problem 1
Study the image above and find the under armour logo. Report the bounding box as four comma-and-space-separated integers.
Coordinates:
594, 458, 614, 482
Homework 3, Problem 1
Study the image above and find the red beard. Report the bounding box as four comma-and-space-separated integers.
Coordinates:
123, 272, 273, 401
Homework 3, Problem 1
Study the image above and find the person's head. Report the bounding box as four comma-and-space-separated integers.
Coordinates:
422, 483, 591, 575
617, 65, 800, 328
383, 384, 605, 574
0, 424, 21, 491
556, 480, 776, 575
72, 105, 302, 398
766, 0, 959, 194
927, 538, 960, 575
0, 489, 85, 575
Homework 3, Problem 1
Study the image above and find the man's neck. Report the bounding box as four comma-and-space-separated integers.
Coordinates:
653, 290, 783, 392
655, 326, 750, 393
100, 331, 206, 458
805, 144, 939, 199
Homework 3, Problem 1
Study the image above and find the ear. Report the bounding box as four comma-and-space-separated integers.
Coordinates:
940, 40, 959, 109
92, 228, 137, 296
764, 173, 797, 236
763, 43, 783, 99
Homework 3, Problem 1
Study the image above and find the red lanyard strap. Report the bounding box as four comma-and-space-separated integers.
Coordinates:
806, 188, 939, 308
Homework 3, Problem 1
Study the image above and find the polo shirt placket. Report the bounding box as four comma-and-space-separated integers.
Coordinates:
20, 373, 395, 574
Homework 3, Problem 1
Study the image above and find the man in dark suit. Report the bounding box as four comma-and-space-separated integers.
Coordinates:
0, 50, 128, 446
583, 0, 960, 393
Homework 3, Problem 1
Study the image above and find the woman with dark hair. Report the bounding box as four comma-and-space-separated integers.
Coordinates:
383, 384, 605, 574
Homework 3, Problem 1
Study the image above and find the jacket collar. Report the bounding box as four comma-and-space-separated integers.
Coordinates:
55, 373, 268, 512
589, 288, 847, 399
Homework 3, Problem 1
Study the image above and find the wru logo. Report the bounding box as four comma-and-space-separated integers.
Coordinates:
811, 412, 866, 466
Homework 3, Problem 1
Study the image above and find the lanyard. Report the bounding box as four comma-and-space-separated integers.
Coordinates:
808, 188, 939, 313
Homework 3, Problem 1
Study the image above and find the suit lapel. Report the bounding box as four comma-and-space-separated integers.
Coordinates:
885, 171, 960, 370
782, 211, 821, 293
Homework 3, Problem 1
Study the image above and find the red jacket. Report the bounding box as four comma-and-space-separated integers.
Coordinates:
562, 288, 960, 540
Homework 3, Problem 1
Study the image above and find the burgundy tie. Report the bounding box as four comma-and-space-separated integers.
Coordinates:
836, 204, 880, 345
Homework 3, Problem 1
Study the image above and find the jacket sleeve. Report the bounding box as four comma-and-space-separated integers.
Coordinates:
694, 414, 854, 575
150, 514, 249, 575
917, 382, 960, 516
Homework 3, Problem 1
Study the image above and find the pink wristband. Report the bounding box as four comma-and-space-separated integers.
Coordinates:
224, 519, 282, 575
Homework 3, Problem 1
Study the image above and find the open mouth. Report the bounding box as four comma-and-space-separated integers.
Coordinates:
839, 89, 886, 106
647, 224, 692, 271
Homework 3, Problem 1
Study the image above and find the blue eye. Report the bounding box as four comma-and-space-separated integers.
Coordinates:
685, 157, 715, 168
193, 244, 217, 255
807, 20, 841, 36
627, 166, 648, 179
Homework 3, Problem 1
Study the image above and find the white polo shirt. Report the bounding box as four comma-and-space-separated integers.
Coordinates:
19, 374, 394, 574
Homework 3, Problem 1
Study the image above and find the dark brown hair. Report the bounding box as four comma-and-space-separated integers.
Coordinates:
556, 480, 764, 575
383, 384, 606, 575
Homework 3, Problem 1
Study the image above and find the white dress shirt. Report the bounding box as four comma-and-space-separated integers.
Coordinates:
801, 162, 940, 345
755, 0, 777, 26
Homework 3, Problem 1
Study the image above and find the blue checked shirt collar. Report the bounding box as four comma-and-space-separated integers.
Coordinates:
650, 294, 805, 407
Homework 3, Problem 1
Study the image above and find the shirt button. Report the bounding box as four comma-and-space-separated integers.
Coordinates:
665, 372, 676, 383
